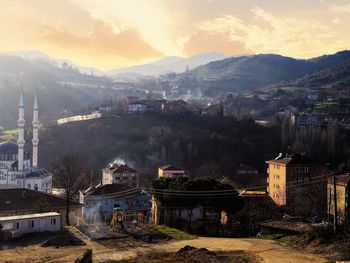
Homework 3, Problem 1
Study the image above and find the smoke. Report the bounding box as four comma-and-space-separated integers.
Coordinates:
113, 158, 126, 165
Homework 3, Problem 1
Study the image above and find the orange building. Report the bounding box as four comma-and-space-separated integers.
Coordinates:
266, 153, 328, 215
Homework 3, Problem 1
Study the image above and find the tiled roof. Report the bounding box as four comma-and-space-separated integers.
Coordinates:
27, 169, 51, 178
106, 164, 137, 173
0, 188, 82, 213
84, 183, 136, 196
266, 153, 323, 166
159, 164, 184, 171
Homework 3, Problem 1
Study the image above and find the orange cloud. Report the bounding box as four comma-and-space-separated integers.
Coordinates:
182, 30, 253, 56
42, 20, 163, 61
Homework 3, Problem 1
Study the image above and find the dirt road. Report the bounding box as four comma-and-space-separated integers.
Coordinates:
93, 237, 329, 263
0, 236, 329, 262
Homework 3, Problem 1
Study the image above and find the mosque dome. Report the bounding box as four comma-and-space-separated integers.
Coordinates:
0, 142, 18, 160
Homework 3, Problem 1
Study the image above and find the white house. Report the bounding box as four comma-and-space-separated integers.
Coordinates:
0, 212, 61, 240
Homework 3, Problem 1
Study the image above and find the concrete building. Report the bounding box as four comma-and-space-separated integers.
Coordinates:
158, 165, 185, 178
327, 174, 350, 223
80, 184, 150, 224
102, 163, 138, 187
0, 212, 61, 240
266, 153, 328, 216
0, 188, 82, 225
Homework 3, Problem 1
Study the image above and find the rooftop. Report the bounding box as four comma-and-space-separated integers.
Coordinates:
159, 164, 184, 171
266, 153, 324, 166
328, 174, 350, 187
0, 188, 82, 213
84, 183, 139, 196
0, 212, 60, 222
106, 164, 137, 174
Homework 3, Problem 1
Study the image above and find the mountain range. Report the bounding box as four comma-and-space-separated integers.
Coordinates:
0, 50, 228, 77
1, 49, 350, 128
177, 50, 350, 95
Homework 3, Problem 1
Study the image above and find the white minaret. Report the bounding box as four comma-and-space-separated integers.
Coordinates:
17, 90, 25, 172
32, 94, 39, 169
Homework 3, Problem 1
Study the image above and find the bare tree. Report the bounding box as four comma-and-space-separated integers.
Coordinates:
52, 154, 86, 225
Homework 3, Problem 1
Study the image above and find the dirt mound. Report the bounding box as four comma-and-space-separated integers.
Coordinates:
41, 233, 85, 247
173, 245, 230, 263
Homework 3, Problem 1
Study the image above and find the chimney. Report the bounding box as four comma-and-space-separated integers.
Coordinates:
275, 153, 284, 160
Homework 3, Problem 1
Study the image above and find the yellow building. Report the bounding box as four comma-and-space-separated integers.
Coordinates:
266, 153, 328, 215
327, 174, 350, 223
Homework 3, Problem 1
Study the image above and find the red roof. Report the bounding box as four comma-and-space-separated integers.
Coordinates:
159, 164, 184, 171
107, 164, 137, 173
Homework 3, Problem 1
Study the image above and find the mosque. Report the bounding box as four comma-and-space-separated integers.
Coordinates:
0, 91, 52, 192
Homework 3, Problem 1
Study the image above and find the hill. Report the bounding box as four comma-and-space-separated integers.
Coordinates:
109, 52, 227, 77
0, 56, 117, 128
294, 59, 350, 88
38, 114, 281, 183
177, 51, 350, 96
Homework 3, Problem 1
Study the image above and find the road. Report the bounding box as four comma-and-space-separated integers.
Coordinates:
0, 234, 329, 262
93, 237, 329, 262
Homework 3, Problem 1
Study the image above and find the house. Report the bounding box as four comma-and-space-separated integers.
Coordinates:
0, 212, 61, 240
79, 184, 150, 224
128, 101, 148, 114
236, 164, 258, 176
161, 100, 188, 114
158, 165, 185, 178
128, 100, 166, 114
102, 163, 138, 187
236, 190, 280, 233
0, 188, 82, 225
290, 113, 321, 128
266, 153, 328, 216
327, 174, 350, 223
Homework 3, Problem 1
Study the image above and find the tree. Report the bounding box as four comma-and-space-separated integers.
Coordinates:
52, 154, 86, 225
33, 197, 52, 213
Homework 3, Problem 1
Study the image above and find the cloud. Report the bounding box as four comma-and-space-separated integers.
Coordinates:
42, 20, 163, 61
186, 7, 347, 58
329, 4, 350, 13
182, 30, 252, 56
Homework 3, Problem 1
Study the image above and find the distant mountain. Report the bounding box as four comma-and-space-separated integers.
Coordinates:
108, 52, 228, 77
0, 50, 104, 76
0, 55, 115, 129
177, 51, 350, 96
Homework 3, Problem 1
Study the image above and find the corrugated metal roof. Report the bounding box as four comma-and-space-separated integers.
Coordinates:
0, 212, 60, 221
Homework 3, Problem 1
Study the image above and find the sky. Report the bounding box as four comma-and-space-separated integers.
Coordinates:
0, 0, 350, 70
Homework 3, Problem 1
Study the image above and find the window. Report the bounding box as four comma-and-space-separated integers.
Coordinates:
295, 167, 309, 173
16, 222, 19, 229
27, 184, 31, 189
31, 220, 34, 228
34, 184, 38, 191
53, 218, 56, 225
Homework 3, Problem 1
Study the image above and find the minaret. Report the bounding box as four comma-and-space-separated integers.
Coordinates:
32, 94, 39, 169
17, 90, 25, 172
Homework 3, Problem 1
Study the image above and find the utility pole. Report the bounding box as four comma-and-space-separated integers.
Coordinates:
333, 173, 338, 234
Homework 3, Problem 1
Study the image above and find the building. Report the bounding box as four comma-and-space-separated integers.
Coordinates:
79, 183, 150, 224
128, 101, 148, 114
0, 212, 61, 240
290, 113, 320, 128
158, 165, 185, 178
236, 164, 258, 176
0, 92, 52, 192
161, 100, 188, 114
128, 100, 166, 114
102, 163, 138, 187
266, 153, 328, 216
327, 174, 350, 223
0, 188, 82, 225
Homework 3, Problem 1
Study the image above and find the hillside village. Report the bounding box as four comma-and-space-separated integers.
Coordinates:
1, 87, 350, 262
